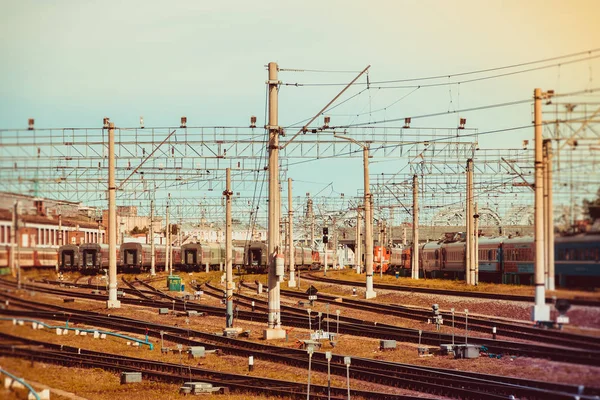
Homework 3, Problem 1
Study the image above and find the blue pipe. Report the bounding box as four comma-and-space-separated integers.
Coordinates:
0, 367, 41, 400
0, 317, 153, 350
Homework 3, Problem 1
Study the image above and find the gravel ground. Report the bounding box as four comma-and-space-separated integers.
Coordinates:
0, 270, 598, 399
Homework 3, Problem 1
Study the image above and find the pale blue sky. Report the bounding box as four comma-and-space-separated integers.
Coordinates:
1, 0, 599, 214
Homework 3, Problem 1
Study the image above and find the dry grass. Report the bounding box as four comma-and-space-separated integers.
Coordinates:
319, 269, 600, 300
3, 271, 599, 398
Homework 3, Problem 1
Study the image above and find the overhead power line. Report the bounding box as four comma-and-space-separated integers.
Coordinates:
280, 48, 600, 88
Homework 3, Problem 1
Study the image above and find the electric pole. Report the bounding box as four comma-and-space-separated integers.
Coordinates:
107, 121, 120, 308
533, 88, 551, 323
265, 62, 285, 339
288, 178, 296, 287
224, 168, 234, 329
412, 175, 419, 280
150, 199, 155, 276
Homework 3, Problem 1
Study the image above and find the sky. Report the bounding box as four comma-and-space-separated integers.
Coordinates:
1, 0, 599, 221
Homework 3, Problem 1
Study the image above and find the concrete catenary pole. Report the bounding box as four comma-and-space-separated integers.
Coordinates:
412, 175, 419, 280
165, 202, 170, 275
466, 158, 474, 285
389, 207, 394, 247
544, 139, 555, 290
150, 200, 156, 276
355, 207, 362, 274
10, 201, 17, 278
288, 178, 296, 287
107, 122, 120, 308
58, 213, 62, 246
378, 220, 383, 278
474, 202, 479, 285
364, 147, 376, 298
225, 168, 234, 328
266, 62, 284, 338
533, 88, 550, 322
543, 140, 549, 289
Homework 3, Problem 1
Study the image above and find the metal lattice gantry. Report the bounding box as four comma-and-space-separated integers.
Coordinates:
0, 124, 479, 224
542, 100, 600, 227
370, 145, 536, 231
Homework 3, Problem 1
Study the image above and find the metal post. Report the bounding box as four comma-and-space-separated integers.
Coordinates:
266, 61, 283, 336
344, 357, 351, 400
107, 122, 120, 308
326, 303, 330, 335
324, 241, 328, 276
288, 178, 296, 287
336, 309, 340, 337
533, 88, 550, 322
325, 351, 332, 400
307, 308, 312, 338
150, 200, 155, 276
306, 346, 314, 400
364, 147, 376, 298
465, 308, 468, 345
355, 207, 362, 274
451, 308, 455, 345
412, 175, 419, 280
225, 168, 234, 328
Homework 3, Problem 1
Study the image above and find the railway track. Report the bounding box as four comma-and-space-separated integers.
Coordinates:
5, 276, 600, 366
0, 332, 420, 400
235, 281, 600, 352
1, 291, 598, 400
303, 273, 600, 307
196, 281, 600, 366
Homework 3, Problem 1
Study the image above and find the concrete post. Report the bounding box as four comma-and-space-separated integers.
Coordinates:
10, 201, 17, 278
474, 203, 479, 285
107, 122, 120, 308
545, 139, 555, 290
225, 168, 233, 328
355, 207, 362, 274
543, 141, 549, 289
150, 200, 155, 276
466, 158, 474, 285
265, 61, 284, 338
412, 175, 419, 280
288, 178, 296, 287
165, 202, 170, 275
58, 213, 63, 246
364, 147, 376, 298
533, 88, 550, 322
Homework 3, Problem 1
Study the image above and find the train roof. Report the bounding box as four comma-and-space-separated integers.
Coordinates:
478, 236, 507, 245
555, 234, 600, 244
502, 236, 534, 245
421, 242, 442, 250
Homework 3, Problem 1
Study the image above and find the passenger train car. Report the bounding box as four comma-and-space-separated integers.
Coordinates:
181, 242, 244, 272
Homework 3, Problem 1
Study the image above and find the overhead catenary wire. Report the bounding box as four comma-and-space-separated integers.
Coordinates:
280, 48, 600, 88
